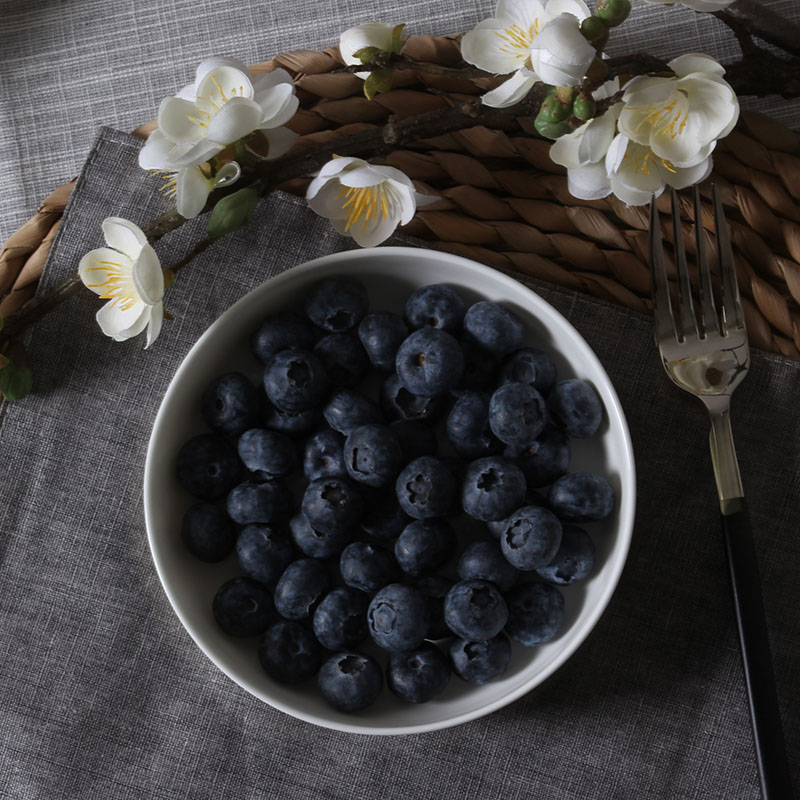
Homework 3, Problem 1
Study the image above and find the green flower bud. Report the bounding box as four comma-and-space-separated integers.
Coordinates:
595, 0, 631, 27
538, 93, 572, 123
534, 115, 572, 140
580, 15, 610, 42
572, 93, 597, 121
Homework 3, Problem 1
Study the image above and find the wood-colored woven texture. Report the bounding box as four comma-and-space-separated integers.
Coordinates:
3, 35, 800, 358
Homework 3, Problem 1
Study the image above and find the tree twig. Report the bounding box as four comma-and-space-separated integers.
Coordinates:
718, 0, 800, 59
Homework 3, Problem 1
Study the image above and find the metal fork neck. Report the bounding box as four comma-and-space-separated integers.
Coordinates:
707, 400, 745, 514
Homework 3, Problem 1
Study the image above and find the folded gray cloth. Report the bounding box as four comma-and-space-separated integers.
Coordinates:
1, 127, 798, 800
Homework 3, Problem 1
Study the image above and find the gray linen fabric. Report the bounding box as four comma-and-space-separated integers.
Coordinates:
0, 0, 799, 243
0, 127, 798, 800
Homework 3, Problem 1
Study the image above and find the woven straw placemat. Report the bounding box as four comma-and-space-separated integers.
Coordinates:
1, 36, 799, 358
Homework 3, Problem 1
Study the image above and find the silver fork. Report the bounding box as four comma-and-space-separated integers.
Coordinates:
650, 186, 793, 800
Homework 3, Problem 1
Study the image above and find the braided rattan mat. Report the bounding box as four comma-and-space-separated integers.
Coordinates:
2, 36, 799, 358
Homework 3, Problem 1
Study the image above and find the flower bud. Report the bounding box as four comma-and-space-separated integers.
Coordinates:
595, 0, 631, 27
534, 115, 572, 140
580, 15, 609, 42
572, 93, 597, 121
538, 94, 573, 124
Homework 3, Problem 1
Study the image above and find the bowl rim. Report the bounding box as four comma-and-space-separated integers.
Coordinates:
144, 245, 636, 735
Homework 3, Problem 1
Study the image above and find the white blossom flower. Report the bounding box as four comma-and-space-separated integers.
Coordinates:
642, 0, 733, 12
156, 161, 242, 219
78, 218, 165, 347
306, 157, 435, 247
461, 0, 595, 108
340, 23, 400, 79
138, 57, 299, 171
618, 53, 738, 169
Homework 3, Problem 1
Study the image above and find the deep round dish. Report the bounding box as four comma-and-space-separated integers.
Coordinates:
144, 247, 636, 735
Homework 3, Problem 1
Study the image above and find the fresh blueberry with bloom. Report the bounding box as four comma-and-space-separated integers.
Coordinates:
339, 541, 399, 593
446, 391, 498, 460
344, 424, 403, 488
303, 429, 347, 482
504, 582, 565, 646
258, 620, 322, 684
264, 404, 322, 438
395, 456, 457, 519
358, 311, 409, 372
535, 524, 596, 584
457, 540, 519, 592
461, 456, 527, 522
237, 428, 297, 480
306, 156, 435, 247
201, 372, 262, 437
548, 471, 615, 520
500, 505, 563, 570
213, 577, 274, 637
313, 587, 370, 650
358, 490, 411, 541
226, 480, 290, 524
289, 512, 353, 559
304, 276, 369, 333
274, 558, 332, 620
318, 652, 384, 712
301, 477, 364, 535
390, 419, 437, 462
263, 348, 329, 413
444, 579, 509, 641
324, 388, 384, 435
395, 327, 464, 396
181, 503, 235, 562
547, 378, 603, 438
458, 338, 498, 392
507, 425, 571, 488
404, 283, 466, 334
416, 575, 454, 639
176, 433, 240, 500
367, 583, 430, 652
489, 382, 547, 447
78, 217, 165, 347
501, 347, 557, 395
314, 332, 369, 387
381, 373, 443, 423
250, 311, 318, 365
449, 633, 512, 685
235, 524, 294, 586
394, 518, 457, 578
387, 643, 452, 703
460, 0, 595, 109
463, 301, 524, 356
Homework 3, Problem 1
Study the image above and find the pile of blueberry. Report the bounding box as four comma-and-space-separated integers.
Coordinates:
177, 276, 614, 713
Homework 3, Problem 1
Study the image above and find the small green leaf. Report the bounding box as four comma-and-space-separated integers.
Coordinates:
0, 362, 33, 402
353, 46, 382, 65
390, 23, 407, 54
206, 187, 260, 239
364, 68, 394, 100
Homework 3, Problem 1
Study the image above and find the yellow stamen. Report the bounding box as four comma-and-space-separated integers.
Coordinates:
211, 74, 229, 102
629, 94, 689, 140
339, 184, 391, 233
494, 22, 538, 57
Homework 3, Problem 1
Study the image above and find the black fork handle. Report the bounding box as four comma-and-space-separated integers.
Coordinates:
722, 503, 794, 798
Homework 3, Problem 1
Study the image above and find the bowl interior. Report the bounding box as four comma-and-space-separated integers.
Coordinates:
144, 246, 636, 735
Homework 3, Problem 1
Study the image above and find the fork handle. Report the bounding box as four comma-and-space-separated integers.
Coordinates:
722, 504, 794, 798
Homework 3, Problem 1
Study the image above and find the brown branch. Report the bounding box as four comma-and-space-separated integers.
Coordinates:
717, 0, 800, 59
338, 56, 492, 80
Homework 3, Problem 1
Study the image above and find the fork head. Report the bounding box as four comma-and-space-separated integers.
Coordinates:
649, 185, 750, 410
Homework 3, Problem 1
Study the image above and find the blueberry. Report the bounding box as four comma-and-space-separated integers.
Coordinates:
444, 580, 508, 640
237, 428, 297, 480
501, 347, 557, 395
395, 456, 457, 520
251, 311, 317, 365
302, 478, 364, 535
416, 575, 454, 639
176, 434, 240, 500
181, 503, 235, 562
548, 379, 603, 438
387, 643, 451, 703
263, 348, 329, 413
461, 456, 526, 522
226, 481, 290, 525
507, 426, 570, 488
200, 372, 262, 437
305, 276, 368, 332
449, 633, 512, 685
504, 583, 565, 646
394, 518, 457, 578
457, 540, 519, 592
367, 584, 429, 652
389, 419, 437, 462
303, 429, 347, 482
500, 505, 562, 570
314, 332, 369, 387
488, 383, 546, 447
548, 472, 615, 521
463, 301, 524, 356
290, 513, 352, 559
258, 620, 322, 683
446, 391, 498, 460
535, 525, 595, 585
458, 338, 497, 392
274, 558, 331, 620
359, 491, 411, 541
344, 424, 403, 489
318, 652, 383, 712
404, 284, 466, 334
340, 541, 399, 593
396, 328, 464, 396
236, 524, 294, 587
358, 312, 409, 372
381, 374, 443, 422
212, 577, 274, 637
313, 587, 369, 650
324, 388, 383, 435
265, 404, 322, 438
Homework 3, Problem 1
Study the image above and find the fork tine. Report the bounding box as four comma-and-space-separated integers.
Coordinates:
671, 189, 699, 341
649, 195, 677, 342
713, 184, 744, 333
694, 184, 720, 338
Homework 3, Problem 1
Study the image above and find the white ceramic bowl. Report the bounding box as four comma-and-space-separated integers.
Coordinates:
144, 246, 635, 735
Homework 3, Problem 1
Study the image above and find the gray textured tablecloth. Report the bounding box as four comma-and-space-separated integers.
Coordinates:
1, 126, 798, 799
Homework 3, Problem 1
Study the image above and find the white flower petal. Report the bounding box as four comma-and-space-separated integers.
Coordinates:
461, 25, 531, 74
131, 244, 164, 304
96, 301, 150, 342
544, 0, 590, 23
175, 166, 211, 220
144, 302, 164, 349
307, 176, 349, 216
481, 70, 538, 108
348, 212, 400, 248
496, 0, 546, 29
195, 57, 252, 91
579, 105, 620, 163
196, 64, 255, 117
205, 96, 264, 145
214, 161, 242, 187
340, 164, 413, 189
392, 184, 418, 224
605, 133, 629, 174
138, 129, 177, 170
158, 97, 204, 144
102, 217, 148, 260
550, 124, 585, 168
255, 83, 299, 128
175, 82, 197, 102
678, 74, 738, 139
609, 175, 660, 206
661, 155, 713, 188
340, 23, 396, 66
622, 76, 676, 108
168, 140, 225, 169
668, 53, 727, 78
258, 126, 299, 160
592, 76, 621, 101
567, 163, 612, 200
531, 14, 593, 64
251, 68, 294, 93
78, 247, 135, 297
